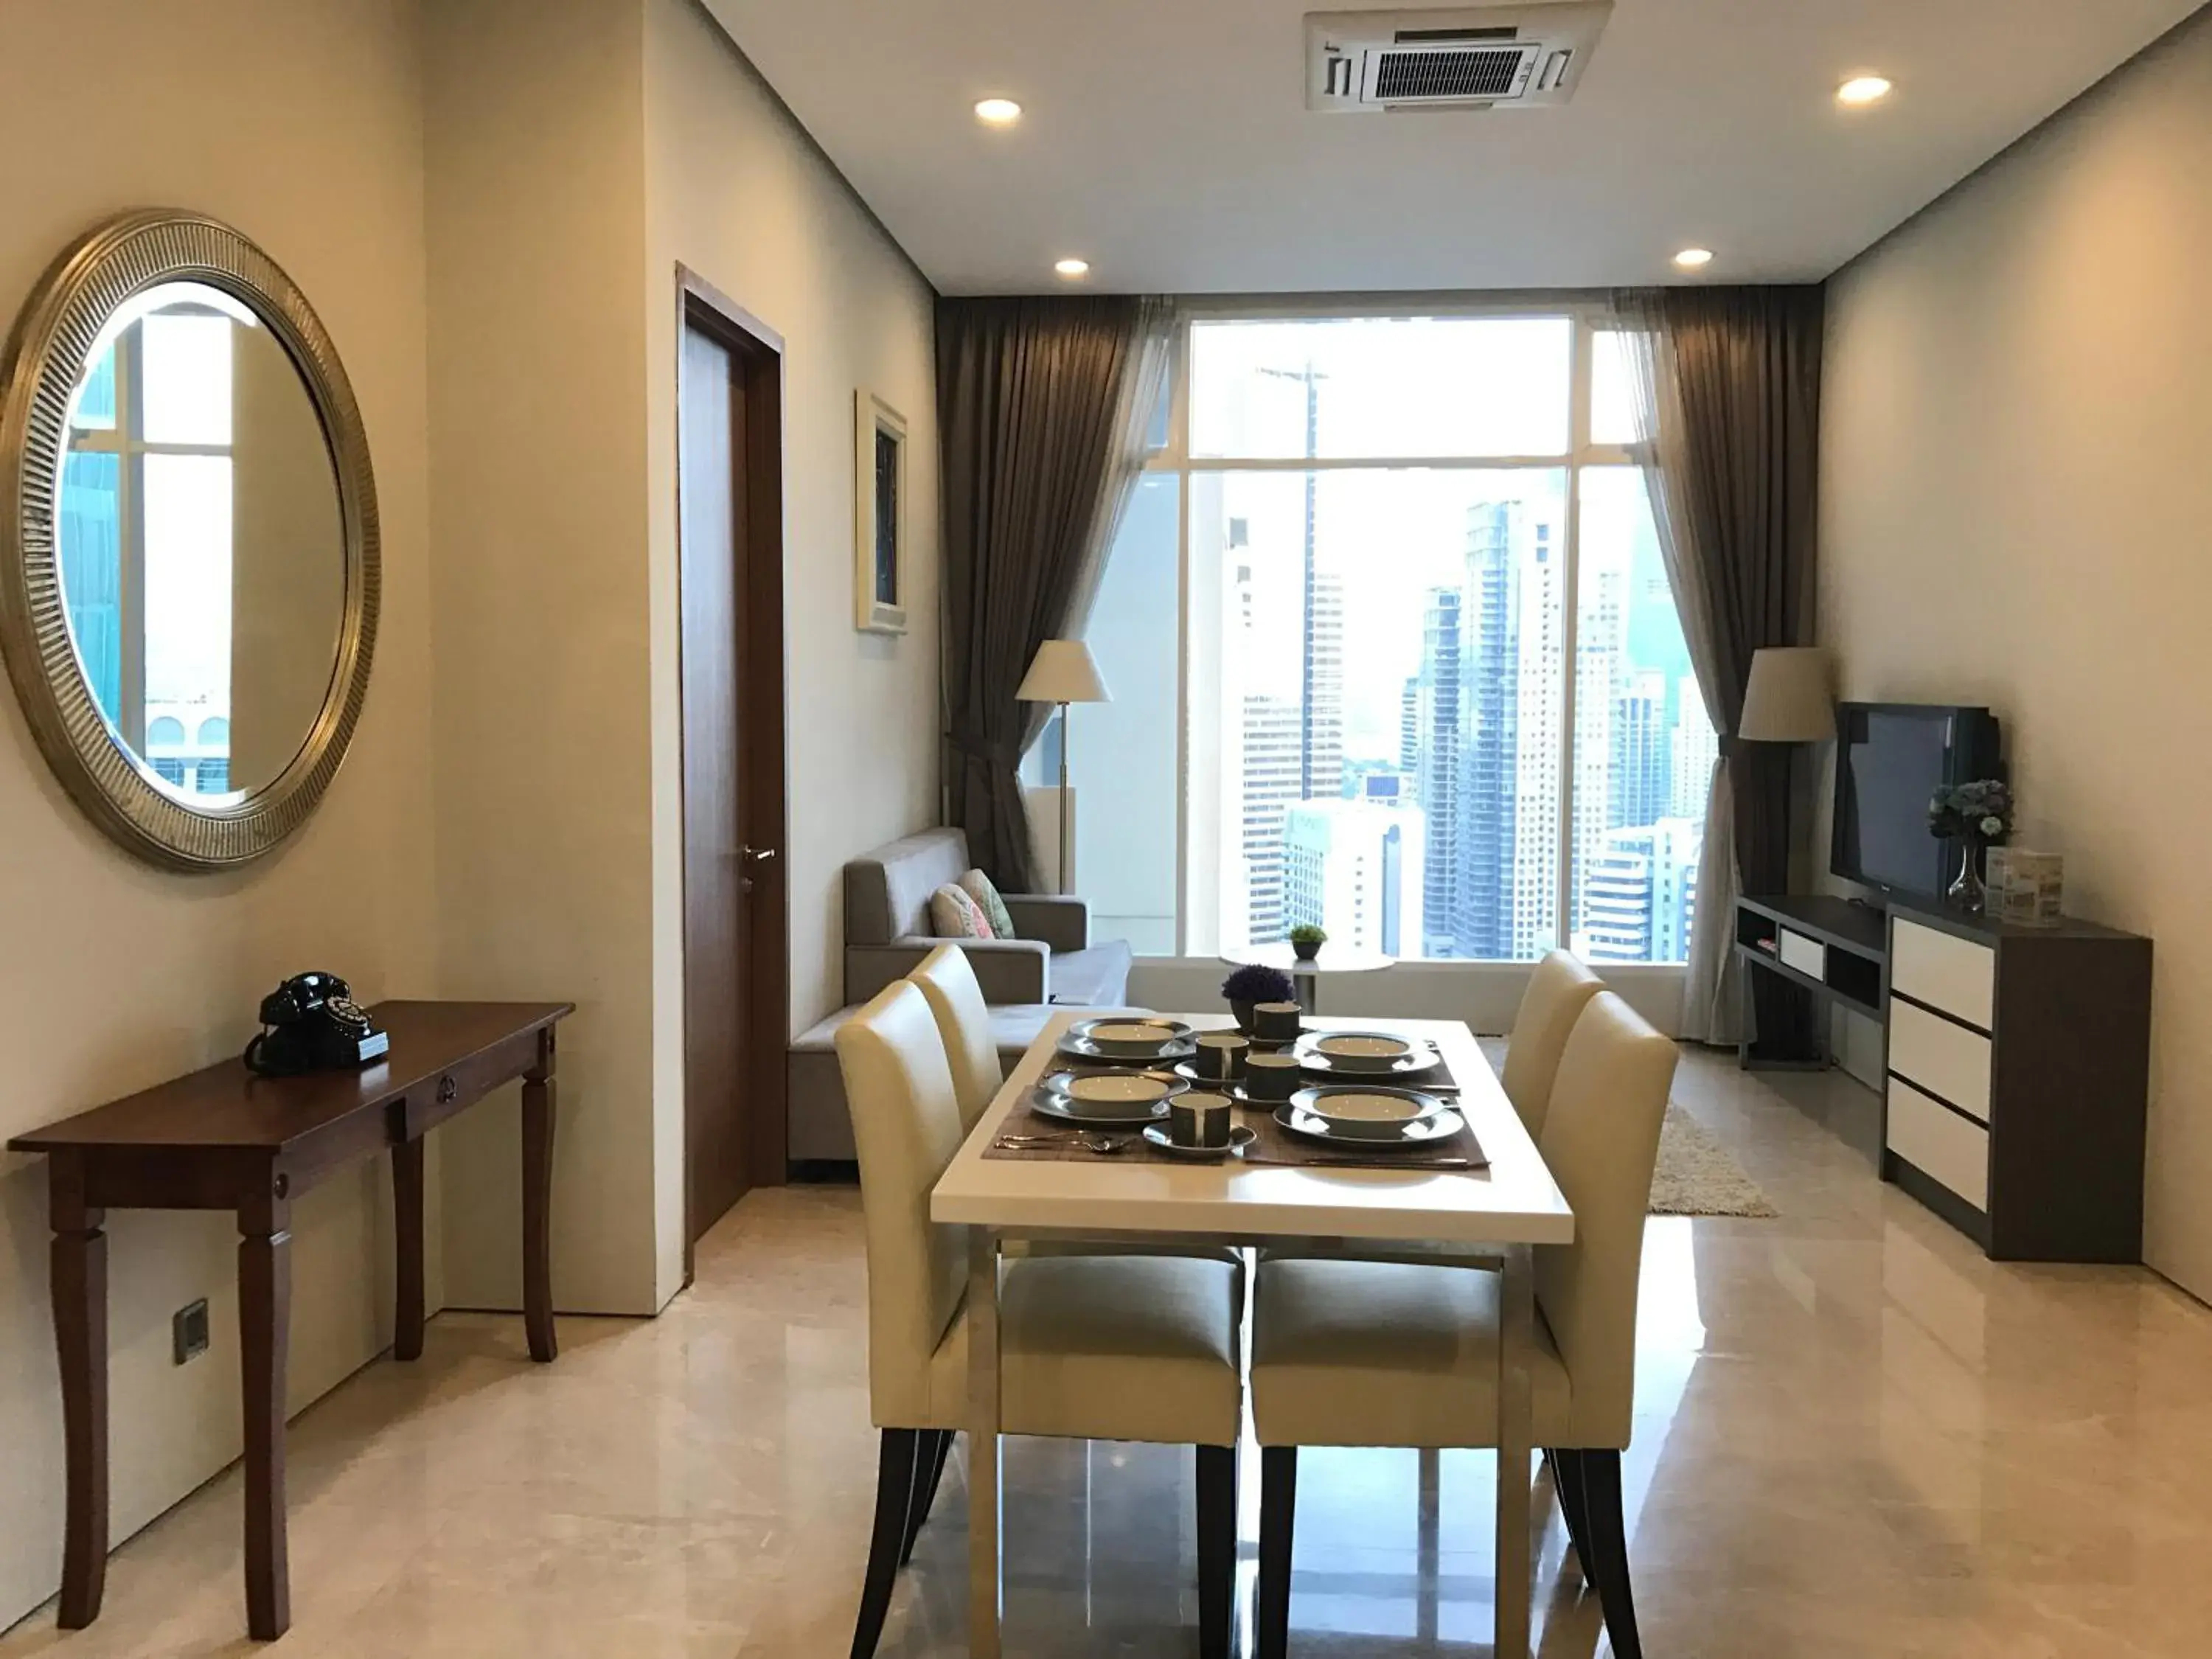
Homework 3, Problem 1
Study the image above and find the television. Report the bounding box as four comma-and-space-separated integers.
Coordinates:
1830, 703, 2003, 902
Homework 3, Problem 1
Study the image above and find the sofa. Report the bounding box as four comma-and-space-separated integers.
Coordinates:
787, 828, 1135, 1164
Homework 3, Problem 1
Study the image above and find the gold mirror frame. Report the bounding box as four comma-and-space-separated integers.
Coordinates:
0, 210, 378, 870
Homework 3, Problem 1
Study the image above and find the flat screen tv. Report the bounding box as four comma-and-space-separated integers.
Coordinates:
1830, 703, 2003, 902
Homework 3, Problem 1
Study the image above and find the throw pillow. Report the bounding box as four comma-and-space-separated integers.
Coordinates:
959, 867, 1018, 940
929, 883, 995, 940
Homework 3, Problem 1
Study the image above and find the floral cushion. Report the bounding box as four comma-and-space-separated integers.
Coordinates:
929, 883, 995, 939
959, 867, 1018, 939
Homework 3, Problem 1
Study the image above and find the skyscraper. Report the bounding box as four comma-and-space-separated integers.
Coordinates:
1239, 693, 1303, 945
1282, 799, 1426, 957
1410, 585, 1463, 954
1611, 669, 1671, 832
1306, 567, 1346, 801
1669, 675, 1719, 819
1580, 818, 1703, 963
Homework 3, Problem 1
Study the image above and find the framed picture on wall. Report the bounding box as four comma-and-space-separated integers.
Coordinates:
855, 389, 908, 634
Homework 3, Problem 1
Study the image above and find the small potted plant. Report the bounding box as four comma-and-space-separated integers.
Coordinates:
1928, 778, 2014, 914
1221, 963, 1295, 1034
1288, 923, 1327, 964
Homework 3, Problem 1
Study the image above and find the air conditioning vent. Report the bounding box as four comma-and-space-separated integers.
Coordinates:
1370, 44, 1539, 102
1307, 4, 1613, 112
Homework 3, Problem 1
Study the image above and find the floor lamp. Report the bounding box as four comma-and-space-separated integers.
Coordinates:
1017, 639, 1111, 896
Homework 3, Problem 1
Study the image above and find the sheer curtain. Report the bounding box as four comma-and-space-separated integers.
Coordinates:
937, 296, 1175, 890
1613, 287, 1825, 1047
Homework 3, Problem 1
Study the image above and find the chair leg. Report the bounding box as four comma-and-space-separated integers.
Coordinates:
1195, 1445, 1237, 1659
1256, 1446, 1297, 1659
1573, 1450, 1643, 1659
900, 1430, 953, 1565
1549, 1448, 1595, 1580
852, 1428, 921, 1659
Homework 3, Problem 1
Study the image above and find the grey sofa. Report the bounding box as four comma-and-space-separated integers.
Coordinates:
787, 828, 1135, 1165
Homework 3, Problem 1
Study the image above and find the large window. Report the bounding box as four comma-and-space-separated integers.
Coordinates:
1050, 310, 1714, 964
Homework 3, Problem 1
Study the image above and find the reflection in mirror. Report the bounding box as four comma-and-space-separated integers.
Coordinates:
56, 280, 344, 802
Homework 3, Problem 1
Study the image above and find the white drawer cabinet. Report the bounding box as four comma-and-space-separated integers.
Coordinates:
1879, 907, 2152, 1262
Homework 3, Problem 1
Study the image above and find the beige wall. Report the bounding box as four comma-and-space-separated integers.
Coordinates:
1820, 10, 2212, 1295
0, 0, 437, 1629
422, 0, 659, 1318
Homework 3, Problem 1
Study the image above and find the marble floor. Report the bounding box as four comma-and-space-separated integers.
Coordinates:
6, 1049, 2212, 1657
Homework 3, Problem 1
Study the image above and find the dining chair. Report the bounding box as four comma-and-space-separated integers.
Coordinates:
1246, 991, 1678, 1659
908, 942, 1004, 1130
834, 980, 1247, 1659
1500, 948, 1606, 1135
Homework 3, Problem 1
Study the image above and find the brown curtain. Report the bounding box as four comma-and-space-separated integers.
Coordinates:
1615, 285, 1824, 1048
938, 295, 1172, 890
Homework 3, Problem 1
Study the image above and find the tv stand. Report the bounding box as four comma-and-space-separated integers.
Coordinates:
1733, 892, 2152, 1264
1732, 894, 1888, 1071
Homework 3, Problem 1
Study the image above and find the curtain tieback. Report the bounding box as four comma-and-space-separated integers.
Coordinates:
946, 731, 1025, 768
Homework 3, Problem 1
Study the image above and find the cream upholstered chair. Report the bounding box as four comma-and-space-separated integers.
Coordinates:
834, 981, 1245, 1659
908, 943, 1004, 1131
1501, 948, 1606, 1135
1247, 992, 1678, 1659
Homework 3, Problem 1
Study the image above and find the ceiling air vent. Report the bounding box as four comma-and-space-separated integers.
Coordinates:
1307, 3, 1613, 112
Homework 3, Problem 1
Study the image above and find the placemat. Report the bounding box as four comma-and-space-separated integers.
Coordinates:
982, 1047, 1487, 1170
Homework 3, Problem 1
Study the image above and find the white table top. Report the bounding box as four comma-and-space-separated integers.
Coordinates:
931, 1012, 1573, 1247
1228, 942, 1395, 975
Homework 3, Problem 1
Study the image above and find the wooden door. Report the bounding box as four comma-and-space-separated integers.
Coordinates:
678, 290, 787, 1250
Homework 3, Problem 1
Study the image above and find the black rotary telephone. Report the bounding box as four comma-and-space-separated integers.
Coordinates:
243, 973, 390, 1076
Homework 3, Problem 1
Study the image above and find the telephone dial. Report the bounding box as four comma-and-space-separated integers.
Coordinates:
243, 972, 390, 1076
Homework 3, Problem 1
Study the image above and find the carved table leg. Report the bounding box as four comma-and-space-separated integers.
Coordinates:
522, 1027, 558, 1363
392, 1137, 426, 1363
239, 1178, 293, 1641
50, 1154, 108, 1630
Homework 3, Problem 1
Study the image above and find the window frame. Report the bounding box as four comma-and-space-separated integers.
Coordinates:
1133, 300, 1658, 961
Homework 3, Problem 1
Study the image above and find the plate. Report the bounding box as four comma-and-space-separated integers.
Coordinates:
1030, 1090, 1172, 1127
1303, 1031, 1418, 1071
1065, 1016, 1195, 1057
1060, 1032, 1199, 1065
1042, 1068, 1189, 1110
1276, 1102, 1468, 1150
1290, 1084, 1449, 1140
1294, 1042, 1443, 1081
1141, 1123, 1258, 1161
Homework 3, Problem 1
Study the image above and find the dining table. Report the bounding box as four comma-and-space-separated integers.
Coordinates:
929, 1009, 1575, 1659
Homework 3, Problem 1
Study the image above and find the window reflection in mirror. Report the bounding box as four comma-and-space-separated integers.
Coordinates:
55, 282, 344, 804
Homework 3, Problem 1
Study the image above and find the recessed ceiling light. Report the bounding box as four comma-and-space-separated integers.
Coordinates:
1673, 247, 1714, 271
1837, 74, 1893, 108
1054, 257, 1091, 278
974, 98, 1023, 126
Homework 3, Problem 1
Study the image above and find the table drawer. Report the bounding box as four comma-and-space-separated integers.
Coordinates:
1887, 1076, 1989, 1211
1891, 917, 1994, 1030
1888, 998, 1992, 1123
1777, 929, 1826, 980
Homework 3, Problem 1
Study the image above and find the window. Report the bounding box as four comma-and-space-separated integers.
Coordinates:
1051, 311, 1713, 964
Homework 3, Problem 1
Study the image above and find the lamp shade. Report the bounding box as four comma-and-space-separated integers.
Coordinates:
1738, 647, 1833, 742
1016, 639, 1110, 704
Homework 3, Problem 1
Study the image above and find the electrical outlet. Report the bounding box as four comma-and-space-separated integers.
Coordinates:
173, 1298, 210, 1366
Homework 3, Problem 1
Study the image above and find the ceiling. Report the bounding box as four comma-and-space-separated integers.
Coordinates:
703, 0, 2203, 296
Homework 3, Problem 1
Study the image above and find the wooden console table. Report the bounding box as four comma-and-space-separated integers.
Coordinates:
6, 999, 574, 1641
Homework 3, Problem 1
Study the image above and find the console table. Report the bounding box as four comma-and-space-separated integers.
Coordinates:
1731, 894, 1889, 1070
6, 999, 574, 1641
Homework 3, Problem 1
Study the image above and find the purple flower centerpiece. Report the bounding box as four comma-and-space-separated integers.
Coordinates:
1222, 963, 1295, 1034
1928, 778, 2014, 914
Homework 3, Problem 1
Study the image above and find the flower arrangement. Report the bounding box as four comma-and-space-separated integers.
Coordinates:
1287, 924, 1327, 945
1221, 963, 1295, 1006
1927, 779, 2014, 846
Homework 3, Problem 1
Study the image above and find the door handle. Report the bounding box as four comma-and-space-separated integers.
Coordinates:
741, 846, 777, 863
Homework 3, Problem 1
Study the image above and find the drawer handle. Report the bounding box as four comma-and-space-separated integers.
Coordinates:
437, 1074, 458, 1105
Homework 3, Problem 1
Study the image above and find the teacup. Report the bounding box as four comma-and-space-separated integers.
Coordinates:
1243, 1051, 1303, 1103
1253, 1001, 1303, 1043
1191, 1031, 1250, 1081
1169, 1091, 1234, 1150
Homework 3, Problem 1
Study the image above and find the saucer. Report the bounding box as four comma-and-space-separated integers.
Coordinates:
1140, 1123, 1258, 1161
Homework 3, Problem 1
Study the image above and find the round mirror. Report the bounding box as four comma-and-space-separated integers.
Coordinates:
1, 212, 377, 868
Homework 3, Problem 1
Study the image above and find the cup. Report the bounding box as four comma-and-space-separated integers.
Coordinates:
1192, 1031, 1250, 1081
1169, 1091, 1234, 1150
1244, 1051, 1303, 1103
1253, 1001, 1303, 1043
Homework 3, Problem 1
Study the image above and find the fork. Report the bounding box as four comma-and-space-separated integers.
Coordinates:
995, 1132, 1130, 1155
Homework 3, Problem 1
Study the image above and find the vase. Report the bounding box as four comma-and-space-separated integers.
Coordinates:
1231, 999, 1256, 1034
1292, 939, 1321, 963
1948, 838, 1987, 914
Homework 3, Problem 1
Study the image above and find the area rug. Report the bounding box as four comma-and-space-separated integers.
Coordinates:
1649, 1104, 1778, 1218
